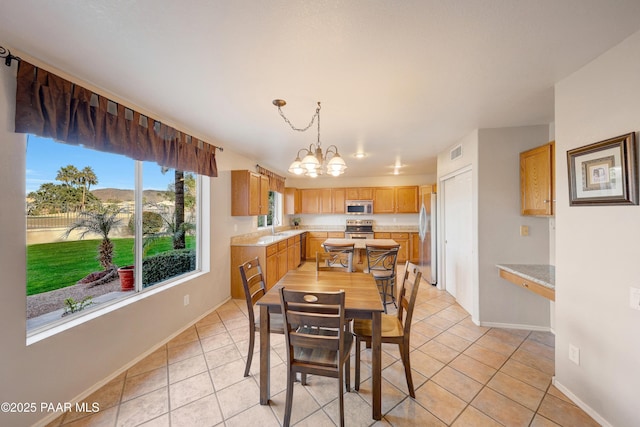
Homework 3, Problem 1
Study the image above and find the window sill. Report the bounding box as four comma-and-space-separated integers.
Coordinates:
26, 270, 207, 346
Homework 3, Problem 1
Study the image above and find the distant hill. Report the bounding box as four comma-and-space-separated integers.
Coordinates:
92, 188, 169, 204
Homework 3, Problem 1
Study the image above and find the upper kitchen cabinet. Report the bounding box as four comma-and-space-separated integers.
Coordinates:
396, 186, 419, 213
373, 187, 395, 213
346, 187, 374, 200
520, 141, 555, 216
300, 188, 345, 214
284, 187, 300, 215
373, 186, 419, 214
231, 170, 269, 216
333, 188, 346, 214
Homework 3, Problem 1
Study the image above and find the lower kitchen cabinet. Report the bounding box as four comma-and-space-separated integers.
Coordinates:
230, 235, 300, 298
373, 232, 409, 263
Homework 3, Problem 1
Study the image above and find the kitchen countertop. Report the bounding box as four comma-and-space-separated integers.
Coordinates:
495, 264, 555, 290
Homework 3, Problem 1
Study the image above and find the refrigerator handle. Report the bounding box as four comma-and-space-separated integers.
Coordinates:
418, 203, 427, 241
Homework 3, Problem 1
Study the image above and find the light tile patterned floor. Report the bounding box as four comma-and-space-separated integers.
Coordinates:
46, 263, 600, 427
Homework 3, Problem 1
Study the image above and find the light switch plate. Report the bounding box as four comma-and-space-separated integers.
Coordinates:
569, 344, 580, 366
520, 225, 529, 236
630, 287, 640, 311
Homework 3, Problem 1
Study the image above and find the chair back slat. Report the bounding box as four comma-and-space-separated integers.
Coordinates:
397, 262, 422, 336
280, 288, 347, 358
239, 257, 267, 324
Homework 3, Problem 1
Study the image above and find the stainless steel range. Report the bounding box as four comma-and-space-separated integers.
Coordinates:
345, 219, 374, 239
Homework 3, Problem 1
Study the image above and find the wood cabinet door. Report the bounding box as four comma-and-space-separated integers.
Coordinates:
410, 233, 420, 263
346, 187, 373, 200
300, 189, 320, 213
396, 186, 419, 213
277, 248, 288, 281
284, 188, 299, 215
332, 188, 346, 213
391, 233, 409, 263
307, 236, 326, 259
265, 253, 278, 289
520, 142, 554, 216
373, 187, 395, 213
259, 174, 270, 215
287, 240, 297, 270
247, 172, 261, 215
320, 188, 333, 213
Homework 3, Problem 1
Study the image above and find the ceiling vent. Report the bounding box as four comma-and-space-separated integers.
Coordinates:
450, 144, 462, 161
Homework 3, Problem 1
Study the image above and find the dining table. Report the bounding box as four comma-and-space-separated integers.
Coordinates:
256, 269, 385, 420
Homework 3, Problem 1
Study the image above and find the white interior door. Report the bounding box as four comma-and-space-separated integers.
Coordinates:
443, 169, 473, 314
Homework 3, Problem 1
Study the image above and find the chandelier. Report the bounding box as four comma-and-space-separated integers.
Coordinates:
273, 99, 347, 177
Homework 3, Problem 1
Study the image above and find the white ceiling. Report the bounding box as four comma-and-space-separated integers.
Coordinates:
2, 1, 640, 178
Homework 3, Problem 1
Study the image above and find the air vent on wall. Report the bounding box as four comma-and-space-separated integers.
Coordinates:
450, 144, 462, 160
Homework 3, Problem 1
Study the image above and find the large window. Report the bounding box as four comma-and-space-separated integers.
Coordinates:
26, 136, 201, 333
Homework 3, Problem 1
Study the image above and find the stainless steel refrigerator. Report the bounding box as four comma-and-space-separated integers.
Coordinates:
418, 185, 437, 285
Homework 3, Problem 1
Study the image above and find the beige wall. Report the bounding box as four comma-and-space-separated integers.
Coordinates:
554, 29, 640, 426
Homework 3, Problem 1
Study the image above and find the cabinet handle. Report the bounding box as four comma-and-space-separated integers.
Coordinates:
543, 200, 550, 203
522, 282, 529, 288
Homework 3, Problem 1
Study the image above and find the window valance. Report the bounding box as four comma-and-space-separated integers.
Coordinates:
14, 60, 219, 177
256, 164, 286, 193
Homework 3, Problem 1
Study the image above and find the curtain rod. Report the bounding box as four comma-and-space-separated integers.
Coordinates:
0, 45, 21, 67
0, 44, 223, 153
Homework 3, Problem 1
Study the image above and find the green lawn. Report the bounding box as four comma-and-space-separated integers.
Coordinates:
27, 237, 195, 295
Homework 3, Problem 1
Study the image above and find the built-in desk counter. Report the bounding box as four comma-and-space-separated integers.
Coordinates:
496, 264, 555, 301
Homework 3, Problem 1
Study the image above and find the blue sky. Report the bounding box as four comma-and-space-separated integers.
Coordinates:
26, 135, 173, 194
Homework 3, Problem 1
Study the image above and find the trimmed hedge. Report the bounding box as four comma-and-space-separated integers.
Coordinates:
142, 249, 196, 287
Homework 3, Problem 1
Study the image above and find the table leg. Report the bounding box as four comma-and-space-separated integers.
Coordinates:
259, 305, 270, 405
371, 311, 382, 420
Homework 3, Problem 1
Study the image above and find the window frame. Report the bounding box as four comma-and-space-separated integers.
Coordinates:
26, 139, 206, 344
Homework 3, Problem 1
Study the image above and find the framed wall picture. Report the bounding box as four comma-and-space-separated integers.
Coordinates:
567, 132, 638, 206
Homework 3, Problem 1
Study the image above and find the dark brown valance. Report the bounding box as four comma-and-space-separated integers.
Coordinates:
14, 61, 219, 177
256, 164, 286, 193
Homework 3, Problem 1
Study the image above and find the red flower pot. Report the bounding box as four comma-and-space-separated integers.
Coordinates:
117, 266, 135, 291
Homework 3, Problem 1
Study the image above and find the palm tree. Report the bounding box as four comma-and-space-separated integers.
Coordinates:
64, 205, 124, 270
77, 166, 98, 211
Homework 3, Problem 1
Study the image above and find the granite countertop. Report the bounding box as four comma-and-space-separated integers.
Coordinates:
496, 264, 555, 290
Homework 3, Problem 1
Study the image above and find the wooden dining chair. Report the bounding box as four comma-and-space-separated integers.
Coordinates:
279, 288, 353, 427
316, 251, 353, 273
354, 261, 422, 397
365, 243, 400, 313
238, 257, 285, 377
323, 242, 355, 272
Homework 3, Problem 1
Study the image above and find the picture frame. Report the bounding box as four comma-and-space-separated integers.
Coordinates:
567, 132, 638, 206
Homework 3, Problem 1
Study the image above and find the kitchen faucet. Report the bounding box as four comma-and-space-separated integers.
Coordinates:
271, 216, 279, 235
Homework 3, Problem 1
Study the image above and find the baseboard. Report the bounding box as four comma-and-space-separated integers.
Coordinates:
32, 297, 231, 427
552, 377, 612, 427
478, 321, 551, 332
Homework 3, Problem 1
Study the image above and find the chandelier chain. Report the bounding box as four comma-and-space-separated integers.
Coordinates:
277, 102, 321, 134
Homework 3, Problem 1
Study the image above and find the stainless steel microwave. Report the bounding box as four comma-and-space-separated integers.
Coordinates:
345, 200, 373, 215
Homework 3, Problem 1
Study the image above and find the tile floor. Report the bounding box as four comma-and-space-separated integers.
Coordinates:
46, 263, 600, 427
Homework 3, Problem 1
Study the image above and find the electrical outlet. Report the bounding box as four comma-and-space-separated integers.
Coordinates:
630, 287, 640, 311
520, 225, 529, 236
184, 294, 190, 306
569, 344, 580, 366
